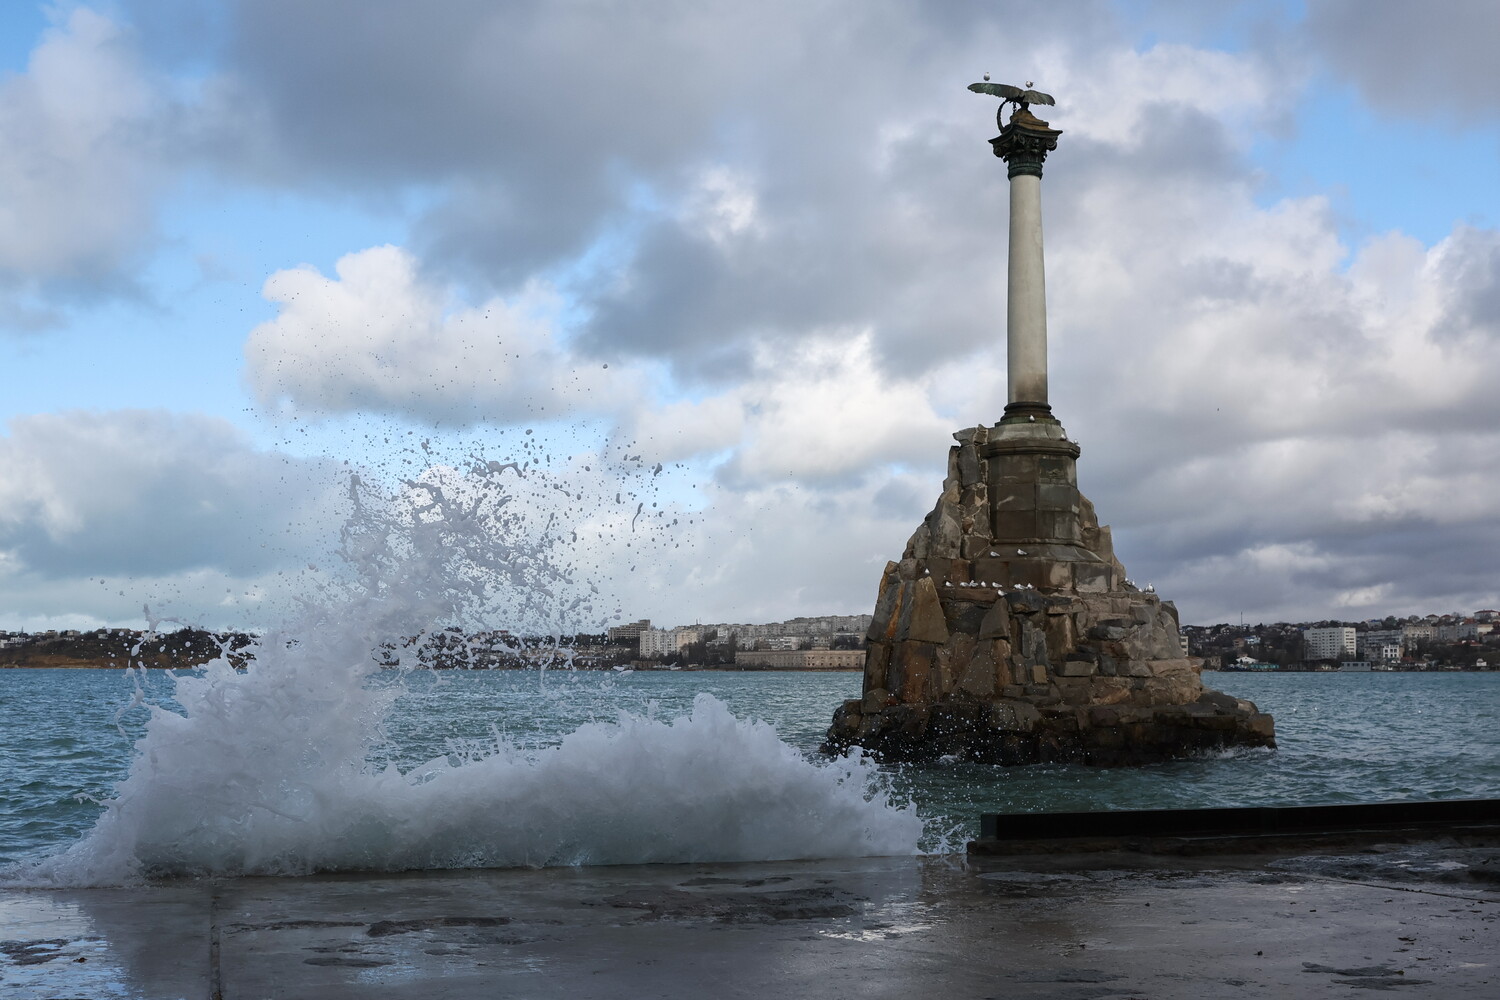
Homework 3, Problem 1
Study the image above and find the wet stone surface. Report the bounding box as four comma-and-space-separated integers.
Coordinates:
0, 845, 1496, 998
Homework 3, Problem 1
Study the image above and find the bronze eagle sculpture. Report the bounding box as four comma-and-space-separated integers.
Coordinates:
967, 80, 1055, 112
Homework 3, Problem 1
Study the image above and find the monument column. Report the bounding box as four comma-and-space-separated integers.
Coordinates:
991, 109, 1061, 421
821, 82, 1275, 766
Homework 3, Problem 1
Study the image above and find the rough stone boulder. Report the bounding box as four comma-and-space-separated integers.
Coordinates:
823, 421, 1275, 766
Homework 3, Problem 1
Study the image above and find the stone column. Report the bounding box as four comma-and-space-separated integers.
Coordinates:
991, 109, 1062, 420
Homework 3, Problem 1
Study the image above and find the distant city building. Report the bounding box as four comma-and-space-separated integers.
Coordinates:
638, 628, 676, 658
735, 650, 863, 670
1437, 621, 1480, 642
1402, 624, 1435, 644
1358, 629, 1405, 661
1303, 626, 1356, 661
607, 620, 651, 647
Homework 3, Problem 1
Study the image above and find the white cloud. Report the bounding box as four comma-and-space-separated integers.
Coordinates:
244, 245, 620, 424
0, 8, 163, 324
5, 2, 1499, 629
0, 410, 347, 628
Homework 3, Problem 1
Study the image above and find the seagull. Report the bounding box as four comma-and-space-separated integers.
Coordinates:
1017, 548, 1027, 556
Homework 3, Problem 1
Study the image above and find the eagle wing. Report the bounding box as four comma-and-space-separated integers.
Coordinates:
1021, 89, 1055, 106
968, 81, 1024, 100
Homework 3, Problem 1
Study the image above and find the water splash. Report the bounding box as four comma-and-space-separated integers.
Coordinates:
15, 452, 924, 886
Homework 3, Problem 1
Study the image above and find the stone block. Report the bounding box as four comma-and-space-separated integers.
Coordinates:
861, 688, 890, 714
1078, 494, 1099, 527
1018, 620, 1049, 665
907, 576, 951, 645
992, 509, 1037, 540
1042, 615, 1074, 658
1006, 589, 1046, 615
1037, 454, 1077, 485
1001, 684, 1026, 699
1056, 659, 1095, 677
947, 585, 999, 605
884, 648, 905, 703
1149, 657, 1198, 678
1041, 559, 1074, 590
970, 557, 1011, 586
933, 644, 957, 698
930, 508, 963, 556
960, 535, 994, 560
1136, 673, 1198, 706
1088, 706, 1121, 728
1035, 510, 1082, 543
989, 701, 1040, 733
1007, 561, 1049, 590
989, 453, 1039, 484
949, 631, 976, 674
1090, 677, 1131, 705
942, 599, 988, 635
908, 525, 931, 559
991, 640, 1013, 684
864, 642, 890, 691
868, 574, 904, 642
898, 558, 919, 581
978, 603, 1011, 640
992, 485, 1036, 511
957, 643, 996, 699
924, 556, 952, 585
1028, 663, 1048, 684
895, 641, 936, 703
1123, 659, 1153, 677
1072, 561, 1113, 593
957, 441, 982, 487
1036, 483, 1079, 512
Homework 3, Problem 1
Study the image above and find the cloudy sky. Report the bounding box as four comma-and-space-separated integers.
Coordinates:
1, 0, 1497, 633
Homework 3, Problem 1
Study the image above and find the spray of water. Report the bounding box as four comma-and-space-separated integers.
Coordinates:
17, 448, 924, 885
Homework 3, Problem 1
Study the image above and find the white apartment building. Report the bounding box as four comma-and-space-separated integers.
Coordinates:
638, 626, 707, 658
638, 628, 676, 658
1303, 626, 1356, 661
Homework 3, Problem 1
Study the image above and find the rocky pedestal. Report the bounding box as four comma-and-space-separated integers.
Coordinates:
824, 418, 1275, 765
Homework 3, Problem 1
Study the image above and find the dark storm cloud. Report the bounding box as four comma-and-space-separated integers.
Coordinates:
1305, 0, 1500, 121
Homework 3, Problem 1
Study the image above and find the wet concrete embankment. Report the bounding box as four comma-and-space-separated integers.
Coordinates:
3, 835, 1497, 998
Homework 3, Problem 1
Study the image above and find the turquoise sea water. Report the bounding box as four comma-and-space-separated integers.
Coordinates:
1, 667, 1497, 873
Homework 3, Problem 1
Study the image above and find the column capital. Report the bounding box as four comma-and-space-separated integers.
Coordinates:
991, 108, 1062, 179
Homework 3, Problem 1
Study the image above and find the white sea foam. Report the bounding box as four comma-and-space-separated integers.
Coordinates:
16, 452, 924, 886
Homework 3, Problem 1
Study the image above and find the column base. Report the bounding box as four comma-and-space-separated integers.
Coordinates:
1000, 401, 1055, 424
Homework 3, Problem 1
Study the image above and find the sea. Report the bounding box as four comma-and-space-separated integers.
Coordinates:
2, 665, 1497, 884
